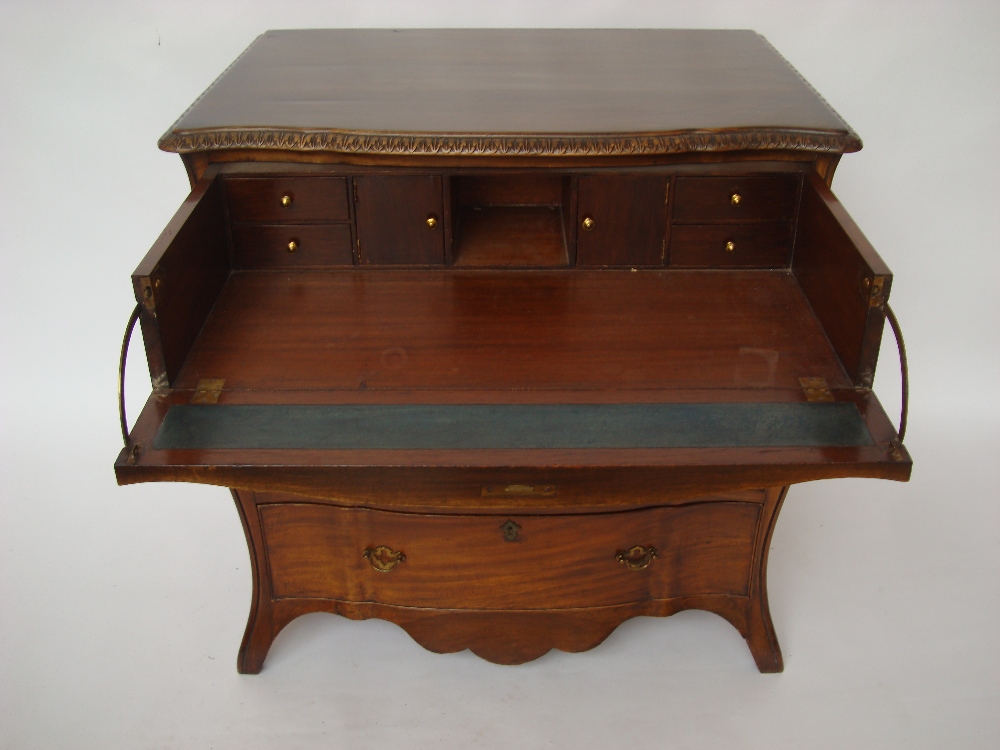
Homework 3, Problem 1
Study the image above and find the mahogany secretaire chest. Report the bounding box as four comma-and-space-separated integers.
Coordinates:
115, 29, 911, 673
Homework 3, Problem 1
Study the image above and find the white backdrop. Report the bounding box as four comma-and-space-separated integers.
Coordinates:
1, 1, 998, 747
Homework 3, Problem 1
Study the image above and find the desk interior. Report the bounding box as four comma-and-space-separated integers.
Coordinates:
171, 269, 850, 395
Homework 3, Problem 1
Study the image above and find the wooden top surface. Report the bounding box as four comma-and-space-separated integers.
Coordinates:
160, 29, 860, 157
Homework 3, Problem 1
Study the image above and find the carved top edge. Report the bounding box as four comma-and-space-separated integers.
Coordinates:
158, 127, 862, 157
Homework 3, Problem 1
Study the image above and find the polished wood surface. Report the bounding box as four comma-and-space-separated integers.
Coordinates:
670, 223, 793, 267
118, 31, 911, 676
673, 175, 800, 223
355, 175, 444, 264
232, 486, 787, 672
131, 165, 229, 386
261, 500, 759, 607
170, 269, 849, 391
159, 30, 859, 157
223, 176, 350, 223
793, 173, 892, 387
453, 207, 568, 267
576, 175, 668, 266
232, 223, 354, 268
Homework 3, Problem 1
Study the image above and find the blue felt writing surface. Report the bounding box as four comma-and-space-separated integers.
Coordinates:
153, 403, 873, 451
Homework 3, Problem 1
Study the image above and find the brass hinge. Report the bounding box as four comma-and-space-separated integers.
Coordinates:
191, 378, 225, 404
665, 181, 670, 204
353, 180, 358, 203
863, 275, 887, 307
800, 377, 834, 402
139, 276, 157, 315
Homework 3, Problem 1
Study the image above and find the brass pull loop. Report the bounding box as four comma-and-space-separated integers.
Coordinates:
426, 215, 438, 229
884, 303, 909, 443
730, 192, 742, 206
615, 545, 658, 570
280, 193, 293, 207
582, 216, 595, 231
363, 546, 406, 572
118, 303, 142, 446
287, 239, 299, 253
724, 240, 736, 253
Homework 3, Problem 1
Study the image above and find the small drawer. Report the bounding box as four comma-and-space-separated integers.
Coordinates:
260, 501, 760, 609
232, 224, 354, 268
670, 223, 792, 267
224, 177, 351, 223
673, 176, 799, 223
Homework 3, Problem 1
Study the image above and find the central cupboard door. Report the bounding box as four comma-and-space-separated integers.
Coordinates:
355, 175, 445, 264
576, 175, 668, 266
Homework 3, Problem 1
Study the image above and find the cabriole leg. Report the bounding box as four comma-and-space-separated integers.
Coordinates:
742, 485, 787, 672
231, 489, 277, 674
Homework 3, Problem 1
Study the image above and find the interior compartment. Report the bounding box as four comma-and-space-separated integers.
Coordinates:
170, 269, 851, 392
451, 175, 570, 267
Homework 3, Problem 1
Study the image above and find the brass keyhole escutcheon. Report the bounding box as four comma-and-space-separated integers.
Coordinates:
730, 192, 742, 206
363, 545, 406, 572
615, 545, 658, 570
724, 240, 736, 253
426, 215, 438, 229
280, 193, 293, 207
500, 520, 521, 542
582, 216, 595, 231
287, 239, 299, 253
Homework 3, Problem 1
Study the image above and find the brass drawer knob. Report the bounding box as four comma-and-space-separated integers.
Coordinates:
280, 193, 293, 207
616, 545, 658, 570
363, 546, 406, 572
287, 239, 299, 253
724, 240, 736, 253
730, 192, 742, 206
426, 215, 438, 229
582, 216, 595, 231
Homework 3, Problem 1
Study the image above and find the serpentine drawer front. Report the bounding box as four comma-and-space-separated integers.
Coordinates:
115, 29, 912, 674
259, 499, 762, 609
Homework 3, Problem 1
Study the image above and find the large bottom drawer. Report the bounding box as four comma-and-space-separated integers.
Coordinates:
259, 499, 762, 609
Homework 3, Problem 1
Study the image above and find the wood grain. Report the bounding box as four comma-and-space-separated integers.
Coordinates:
131, 167, 230, 386
793, 173, 892, 386
230, 486, 786, 672
260, 501, 759, 607
170, 269, 848, 391
159, 30, 859, 157
673, 175, 800, 223
670, 223, 793, 268
223, 176, 350, 222
576, 175, 667, 266
355, 175, 444, 264
453, 206, 568, 267
231, 224, 353, 268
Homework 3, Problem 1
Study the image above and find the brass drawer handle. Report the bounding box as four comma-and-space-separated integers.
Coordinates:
616, 545, 658, 570
724, 240, 736, 253
280, 193, 294, 207
730, 192, 742, 206
426, 215, 438, 229
287, 239, 299, 253
582, 216, 595, 231
363, 546, 406, 572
